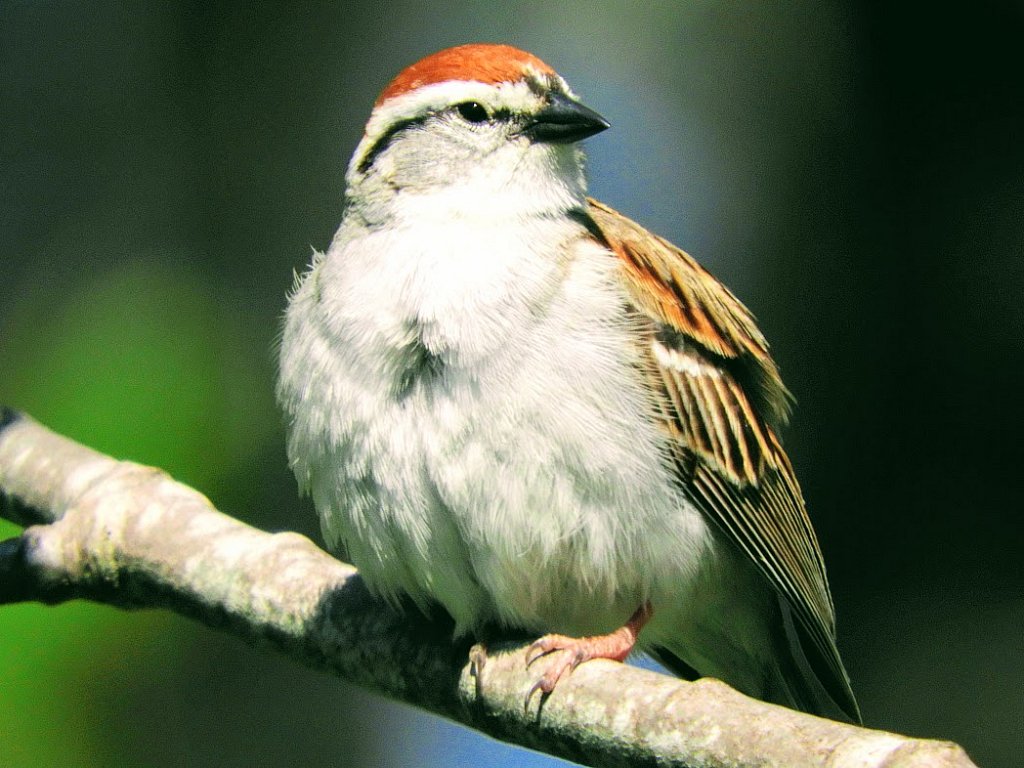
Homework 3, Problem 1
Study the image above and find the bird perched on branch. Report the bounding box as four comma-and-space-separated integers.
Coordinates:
277, 43, 860, 723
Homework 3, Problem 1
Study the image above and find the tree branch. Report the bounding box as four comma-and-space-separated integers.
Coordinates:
0, 408, 977, 768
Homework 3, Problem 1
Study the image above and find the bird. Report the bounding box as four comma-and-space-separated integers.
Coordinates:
276, 43, 860, 723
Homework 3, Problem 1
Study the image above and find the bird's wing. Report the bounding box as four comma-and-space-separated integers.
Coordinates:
585, 198, 858, 720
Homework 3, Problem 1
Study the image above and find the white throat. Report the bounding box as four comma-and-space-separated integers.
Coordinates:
346, 140, 590, 229
319, 138, 593, 372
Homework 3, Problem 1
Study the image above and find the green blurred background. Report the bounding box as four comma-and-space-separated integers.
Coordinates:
2, 2, 1022, 766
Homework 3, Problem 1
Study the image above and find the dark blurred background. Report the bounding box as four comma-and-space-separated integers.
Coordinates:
2, 2, 1021, 766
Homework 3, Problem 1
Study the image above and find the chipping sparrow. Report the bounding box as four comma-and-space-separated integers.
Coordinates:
277, 43, 860, 722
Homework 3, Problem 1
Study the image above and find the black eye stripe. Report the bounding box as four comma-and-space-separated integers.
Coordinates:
357, 116, 426, 174
356, 101, 509, 175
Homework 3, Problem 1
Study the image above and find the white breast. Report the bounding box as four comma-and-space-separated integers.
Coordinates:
277, 211, 713, 636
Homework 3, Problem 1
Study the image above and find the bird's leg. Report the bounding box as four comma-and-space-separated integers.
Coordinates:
524, 601, 653, 705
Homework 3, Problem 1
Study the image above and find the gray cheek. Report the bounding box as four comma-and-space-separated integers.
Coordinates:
388, 133, 473, 186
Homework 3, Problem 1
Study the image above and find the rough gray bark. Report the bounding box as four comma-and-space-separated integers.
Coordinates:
0, 408, 978, 768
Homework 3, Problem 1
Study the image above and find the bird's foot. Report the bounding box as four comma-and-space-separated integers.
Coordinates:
523, 602, 652, 708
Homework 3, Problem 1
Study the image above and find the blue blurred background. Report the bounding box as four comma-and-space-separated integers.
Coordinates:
2, 2, 1022, 766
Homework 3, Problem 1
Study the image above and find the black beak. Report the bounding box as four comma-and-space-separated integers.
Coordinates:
521, 92, 610, 144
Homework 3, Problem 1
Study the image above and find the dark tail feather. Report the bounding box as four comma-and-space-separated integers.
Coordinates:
771, 598, 862, 723
647, 649, 701, 681
648, 600, 861, 724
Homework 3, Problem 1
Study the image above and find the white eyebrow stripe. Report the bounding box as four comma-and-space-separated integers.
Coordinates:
349, 80, 545, 179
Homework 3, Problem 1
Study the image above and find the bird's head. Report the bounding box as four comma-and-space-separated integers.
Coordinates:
345, 44, 609, 219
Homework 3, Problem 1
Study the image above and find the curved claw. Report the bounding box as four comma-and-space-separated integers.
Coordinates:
524, 647, 582, 711
521, 603, 654, 712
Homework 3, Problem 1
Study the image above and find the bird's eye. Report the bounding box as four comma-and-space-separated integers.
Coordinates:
456, 101, 489, 123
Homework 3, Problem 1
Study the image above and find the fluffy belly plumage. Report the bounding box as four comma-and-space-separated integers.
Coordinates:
304, 336, 715, 640
282, 231, 716, 643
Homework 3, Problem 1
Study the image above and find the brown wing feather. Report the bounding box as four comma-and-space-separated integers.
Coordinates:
586, 198, 850, 701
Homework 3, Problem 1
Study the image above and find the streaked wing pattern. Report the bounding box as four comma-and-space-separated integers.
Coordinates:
586, 199, 855, 716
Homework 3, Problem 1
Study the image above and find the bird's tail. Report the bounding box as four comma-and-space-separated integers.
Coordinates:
763, 597, 862, 723
651, 597, 861, 724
